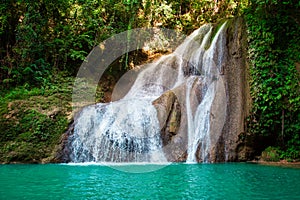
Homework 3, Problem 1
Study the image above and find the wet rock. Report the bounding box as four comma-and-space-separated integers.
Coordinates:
152, 90, 181, 146
51, 122, 74, 163
219, 17, 251, 162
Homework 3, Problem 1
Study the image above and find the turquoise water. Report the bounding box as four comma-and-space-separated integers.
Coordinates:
0, 163, 299, 199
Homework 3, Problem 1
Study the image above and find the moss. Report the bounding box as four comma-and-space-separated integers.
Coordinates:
204, 18, 232, 50
0, 73, 74, 163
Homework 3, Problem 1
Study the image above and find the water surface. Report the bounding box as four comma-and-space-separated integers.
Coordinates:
0, 163, 299, 199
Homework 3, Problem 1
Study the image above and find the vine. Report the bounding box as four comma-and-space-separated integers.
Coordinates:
245, 0, 300, 160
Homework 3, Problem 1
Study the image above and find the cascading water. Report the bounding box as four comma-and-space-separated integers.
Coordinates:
68, 22, 227, 163
186, 22, 227, 163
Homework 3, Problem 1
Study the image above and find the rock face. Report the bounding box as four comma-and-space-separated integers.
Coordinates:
152, 89, 185, 161
220, 18, 251, 162
151, 17, 251, 162
212, 17, 251, 161
152, 90, 181, 144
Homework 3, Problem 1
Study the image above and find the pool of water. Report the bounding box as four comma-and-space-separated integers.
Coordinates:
0, 163, 299, 199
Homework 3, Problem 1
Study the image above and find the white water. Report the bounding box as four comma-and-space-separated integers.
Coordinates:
186, 22, 227, 163
69, 22, 227, 163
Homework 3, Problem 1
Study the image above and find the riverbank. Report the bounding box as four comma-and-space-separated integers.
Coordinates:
248, 160, 300, 168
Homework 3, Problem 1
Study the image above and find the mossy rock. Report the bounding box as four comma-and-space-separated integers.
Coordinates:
261, 146, 280, 162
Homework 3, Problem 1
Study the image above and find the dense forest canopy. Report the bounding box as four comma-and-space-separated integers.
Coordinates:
0, 0, 299, 162
0, 0, 243, 86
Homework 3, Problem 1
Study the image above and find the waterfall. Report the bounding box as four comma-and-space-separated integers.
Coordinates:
68, 22, 228, 163
186, 22, 227, 163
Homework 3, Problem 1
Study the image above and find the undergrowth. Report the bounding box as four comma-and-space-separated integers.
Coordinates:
0, 72, 74, 163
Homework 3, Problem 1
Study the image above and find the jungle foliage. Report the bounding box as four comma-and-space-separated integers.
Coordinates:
245, 0, 300, 160
0, 0, 299, 162
0, 0, 239, 88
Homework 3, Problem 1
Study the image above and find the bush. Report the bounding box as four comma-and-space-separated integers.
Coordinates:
261, 146, 280, 162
